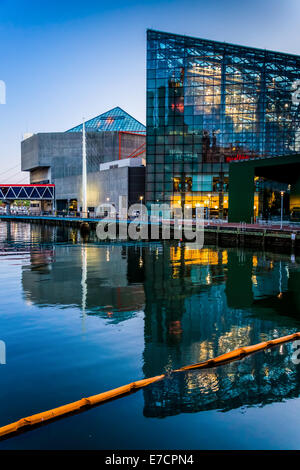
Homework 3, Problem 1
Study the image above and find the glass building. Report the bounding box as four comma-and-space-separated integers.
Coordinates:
146, 29, 300, 217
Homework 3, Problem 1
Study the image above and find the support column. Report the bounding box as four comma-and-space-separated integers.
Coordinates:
4, 201, 11, 214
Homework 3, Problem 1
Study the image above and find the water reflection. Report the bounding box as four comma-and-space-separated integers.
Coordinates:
144, 343, 300, 417
1, 221, 300, 419
22, 244, 146, 321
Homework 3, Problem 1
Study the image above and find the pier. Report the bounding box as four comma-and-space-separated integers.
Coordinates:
1, 214, 299, 253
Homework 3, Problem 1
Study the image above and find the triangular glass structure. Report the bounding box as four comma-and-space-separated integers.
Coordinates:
42, 188, 53, 199
16, 188, 28, 199
29, 188, 41, 199
66, 107, 146, 133
6, 188, 16, 198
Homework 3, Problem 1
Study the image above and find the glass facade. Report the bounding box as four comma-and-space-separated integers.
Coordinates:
146, 30, 300, 216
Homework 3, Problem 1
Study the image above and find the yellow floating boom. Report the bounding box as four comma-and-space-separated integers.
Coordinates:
1, 332, 300, 439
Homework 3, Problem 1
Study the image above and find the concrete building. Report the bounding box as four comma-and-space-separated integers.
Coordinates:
98, 157, 145, 216
21, 107, 146, 213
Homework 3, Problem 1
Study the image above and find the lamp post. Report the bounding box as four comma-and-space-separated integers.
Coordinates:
140, 196, 143, 219
280, 191, 284, 229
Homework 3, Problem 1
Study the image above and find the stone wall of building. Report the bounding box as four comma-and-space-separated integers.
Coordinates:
21, 131, 146, 209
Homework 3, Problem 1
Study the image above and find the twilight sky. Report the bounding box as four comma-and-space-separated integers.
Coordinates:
0, 0, 299, 182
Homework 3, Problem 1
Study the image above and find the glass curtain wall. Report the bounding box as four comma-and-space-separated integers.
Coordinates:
146, 30, 300, 218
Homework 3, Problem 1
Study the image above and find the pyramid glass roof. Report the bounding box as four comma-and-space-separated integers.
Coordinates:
66, 107, 146, 133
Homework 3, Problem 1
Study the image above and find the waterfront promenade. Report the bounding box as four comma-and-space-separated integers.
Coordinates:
0, 213, 299, 253
0, 213, 299, 231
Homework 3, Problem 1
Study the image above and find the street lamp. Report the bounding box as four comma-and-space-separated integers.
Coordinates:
280, 191, 285, 229
140, 195, 143, 218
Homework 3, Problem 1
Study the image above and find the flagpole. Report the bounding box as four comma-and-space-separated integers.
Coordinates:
82, 118, 87, 217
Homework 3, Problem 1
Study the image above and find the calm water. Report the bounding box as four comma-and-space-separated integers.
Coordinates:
0, 221, 300, 449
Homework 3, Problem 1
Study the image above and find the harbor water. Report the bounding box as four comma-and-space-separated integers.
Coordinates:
0, 221, 300, 449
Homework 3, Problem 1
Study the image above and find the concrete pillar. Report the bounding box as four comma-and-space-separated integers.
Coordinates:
4, 201, 11, 214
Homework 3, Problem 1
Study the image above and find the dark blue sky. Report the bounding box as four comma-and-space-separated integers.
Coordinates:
0, 0, 299, 181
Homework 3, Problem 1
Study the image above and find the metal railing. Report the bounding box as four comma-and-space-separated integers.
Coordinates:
256, 217, 300, 228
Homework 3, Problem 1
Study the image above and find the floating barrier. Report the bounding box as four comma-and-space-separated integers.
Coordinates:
1, 331, 300, 439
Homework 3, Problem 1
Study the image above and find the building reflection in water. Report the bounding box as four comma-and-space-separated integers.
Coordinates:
1, 222, 300, 416
21, 243, 146, 323
142, 243, 300, 417
143, 342, 300, 417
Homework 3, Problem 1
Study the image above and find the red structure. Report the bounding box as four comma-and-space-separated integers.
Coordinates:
118, 131, 146, 160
